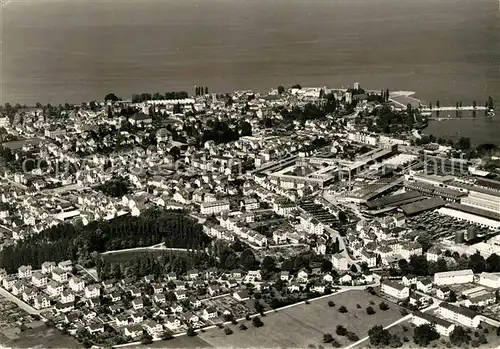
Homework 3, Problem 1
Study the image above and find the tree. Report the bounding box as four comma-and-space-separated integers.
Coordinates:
347, 332, 359, 342
291, 84, 302, 89
448, 290, 457, 302
323, 333, 334, 343
450, 326, 470, 346
252, 316, 264, 327
224, 328, 233, 335
240, 249, 258, 270
379, 302, 389, 311
338, 306, 347, 313
336, 325, 347, 336
141, 333, 153, 344
277, 86, 285, 94
187, 326, 197, 337
328, 301, 335, 307
456, 137, 471, 151
413, 324, 440, 347
485, 253, 500, 272
104, 93, 120, 102
468, 252, 486, 273
366, 306, 376, 315
350, 264, 358, 273
162, 331, 174, 340
239, 324, 247, 330
368, 325, 391, 346
321, 259, 332, 273
389, 334, 403, 348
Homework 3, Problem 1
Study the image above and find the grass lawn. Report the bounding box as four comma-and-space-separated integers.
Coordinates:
199, 290, 404, 348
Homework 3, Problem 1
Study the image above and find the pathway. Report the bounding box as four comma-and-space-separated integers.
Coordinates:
0, 286, 40, 315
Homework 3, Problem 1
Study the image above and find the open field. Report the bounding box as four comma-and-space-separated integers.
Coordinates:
199, 290, 404, 348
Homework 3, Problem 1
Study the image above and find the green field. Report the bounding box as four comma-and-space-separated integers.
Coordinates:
198, 290, 404, 348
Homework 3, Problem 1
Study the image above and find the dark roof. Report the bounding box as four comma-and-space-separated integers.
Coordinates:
439, 302, 478, 319
475, 178, 500, 192
129, 112, 151, 121
366, 191, 423, 209
381, 279, 407, 291
446, 202, 500, 221
401, 198, 446, 216
413, 311, 454, 328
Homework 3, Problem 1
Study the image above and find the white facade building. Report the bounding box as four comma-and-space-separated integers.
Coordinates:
434, 269, 474, 286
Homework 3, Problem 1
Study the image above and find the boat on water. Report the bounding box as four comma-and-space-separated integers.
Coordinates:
487, 111, 495, 117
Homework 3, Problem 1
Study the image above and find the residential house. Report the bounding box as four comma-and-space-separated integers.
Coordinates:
233, 290, 250, 302
187, 269, 199, 280
170, 304, 183, 314
51, 267, 68, 283
142, 320, 163, 336
84, 284, 100, 299
58, 260, 73, 272
165, 316, 181, 330
207, 285, 220, 296
34, 295, 50, 309
115, 314, 129, 327
2, 276, 15, 290
86, 324, 104, 334
41, 261, 56, 274
132, 298, 144, 310
402, 275, 417, 286
55, 301, 75, 314
124, 324, 143, 338
61, 290, 75, 304
174, 290, 187, 300
130, 311, 144, 324
381, 280, 410, 299
189, 296, 201, 309
32, 272, 48, 288
18, 265, 32, 279
11, 282, 25, 296
153, 293, 166, 304
436, 286, 451, 300
339, 274, 353, 285
102, 280, 113, 290
361, 250, 377, 268
47, 281, 63, 297
417, 278, 433, 293
412, 311, 455, 336
181, 312, 199, 324
68, 276, 85, 292
202, 307, 218, 321
332, 254, 349, 271
438, 302, 481, 328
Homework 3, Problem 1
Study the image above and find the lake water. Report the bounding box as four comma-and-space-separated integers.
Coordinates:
2, 0, 500, 143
